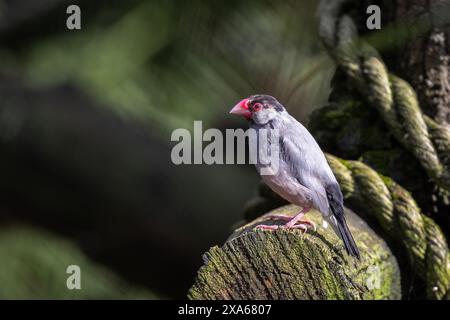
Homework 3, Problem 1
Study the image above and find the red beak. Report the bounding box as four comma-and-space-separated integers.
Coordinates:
229, 98, 251, 119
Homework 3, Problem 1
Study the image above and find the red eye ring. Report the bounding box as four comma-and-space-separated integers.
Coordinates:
252, 103, 263, 111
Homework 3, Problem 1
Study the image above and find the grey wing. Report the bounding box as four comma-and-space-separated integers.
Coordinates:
279, 117, 360, 257
279, 121, 336, 216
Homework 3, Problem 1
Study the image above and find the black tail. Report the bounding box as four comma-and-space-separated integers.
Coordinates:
336, 215, 360, 259
326, 184, 360, 259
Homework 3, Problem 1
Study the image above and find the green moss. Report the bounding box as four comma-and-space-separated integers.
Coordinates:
359, 150, 393, 175
380, 175, 395, 188
309, 99, 362, 136
323, 110, 353, 129
189, 205, 400, 300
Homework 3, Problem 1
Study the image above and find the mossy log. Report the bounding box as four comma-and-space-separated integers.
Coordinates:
189, 205, 401, 300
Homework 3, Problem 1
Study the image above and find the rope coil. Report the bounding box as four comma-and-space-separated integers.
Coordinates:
316, 0, 450, 298
318, 0, 450, 194
326, 154, 450, 299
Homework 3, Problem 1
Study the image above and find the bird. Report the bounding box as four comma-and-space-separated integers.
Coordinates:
229, 94, 360, 258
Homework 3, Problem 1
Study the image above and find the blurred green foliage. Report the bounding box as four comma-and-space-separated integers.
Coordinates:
0, 0, 334, 298
2, 0, 333, 134
0, 226, 156, 299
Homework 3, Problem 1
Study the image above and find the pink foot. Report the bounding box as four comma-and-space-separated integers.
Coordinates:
254, 224, 280, 231
264, 213, 296, 222
254, 222, 311, 233
255, 207, 316, 232
283, 223, 309, 233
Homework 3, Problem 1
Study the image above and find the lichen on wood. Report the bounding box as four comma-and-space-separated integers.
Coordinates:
189, 205, 400, 300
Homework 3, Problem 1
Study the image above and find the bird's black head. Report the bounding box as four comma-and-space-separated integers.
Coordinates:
229, 94, 285, 125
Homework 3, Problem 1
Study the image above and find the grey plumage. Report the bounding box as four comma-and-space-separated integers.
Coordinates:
232, 94, 360, 258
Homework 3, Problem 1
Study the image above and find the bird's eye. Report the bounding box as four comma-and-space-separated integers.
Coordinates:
252, 103, 263, 111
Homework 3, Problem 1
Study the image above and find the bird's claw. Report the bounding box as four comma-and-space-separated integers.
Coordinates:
255, 220, 316, 233
255, 209, 316, 234
254, 224, 279, 231
295, 220, 316, 232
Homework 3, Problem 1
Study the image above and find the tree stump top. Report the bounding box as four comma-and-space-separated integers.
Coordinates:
189, 205, 401, 300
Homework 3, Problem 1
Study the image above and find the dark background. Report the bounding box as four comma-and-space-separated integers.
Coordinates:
0, 0, 334, 298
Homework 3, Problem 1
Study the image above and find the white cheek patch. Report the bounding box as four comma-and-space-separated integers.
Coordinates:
322, 220, 328, 229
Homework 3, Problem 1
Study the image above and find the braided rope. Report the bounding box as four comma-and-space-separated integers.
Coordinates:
318, 0, 450, 194
246, 0, 450, 299
326, 154, 450, 299
317, 0, 450, 297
